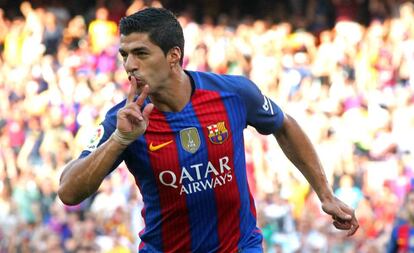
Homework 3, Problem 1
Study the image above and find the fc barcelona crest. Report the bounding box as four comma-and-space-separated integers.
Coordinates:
207, 121, 228, 144
180, 127, 201, 153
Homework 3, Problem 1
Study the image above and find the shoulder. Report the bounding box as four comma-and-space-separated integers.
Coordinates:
103, 99, 127, 125
188, 70, 255, 94
106, 100, 126, 116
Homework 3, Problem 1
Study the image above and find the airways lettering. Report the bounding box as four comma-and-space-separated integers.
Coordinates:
158, 156, 233, 195
179, 173, 233, 195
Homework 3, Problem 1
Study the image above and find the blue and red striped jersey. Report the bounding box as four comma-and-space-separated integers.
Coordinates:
80, 71, 285, 252
388, 222, 414, 253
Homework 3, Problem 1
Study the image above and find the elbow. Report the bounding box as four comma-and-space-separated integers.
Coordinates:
57, 159, 85, 205
57, 184, 83, 206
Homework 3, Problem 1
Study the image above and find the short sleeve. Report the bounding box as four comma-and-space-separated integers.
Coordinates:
234, 76, 284, 135
77, 102, 126, 174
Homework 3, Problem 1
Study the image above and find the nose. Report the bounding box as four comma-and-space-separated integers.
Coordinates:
124, 54, 139, 75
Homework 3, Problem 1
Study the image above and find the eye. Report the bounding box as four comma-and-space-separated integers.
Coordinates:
136, 51, 148, 57
119, 52, 127, 60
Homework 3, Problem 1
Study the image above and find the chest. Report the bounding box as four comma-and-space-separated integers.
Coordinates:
143, 106, 238, 165
127, 92, 246, 177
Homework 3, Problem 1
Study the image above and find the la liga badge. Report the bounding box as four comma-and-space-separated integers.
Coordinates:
86, 125, 104, 151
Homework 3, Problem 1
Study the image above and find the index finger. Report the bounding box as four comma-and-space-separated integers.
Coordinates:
347, 215, 359, 236
335, 202, 354, 221
126, 76, 138, 104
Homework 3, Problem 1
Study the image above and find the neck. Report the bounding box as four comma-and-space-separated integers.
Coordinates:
150, 69, 192, 112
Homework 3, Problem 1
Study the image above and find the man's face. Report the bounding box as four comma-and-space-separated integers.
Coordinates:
119, 32, 171, 94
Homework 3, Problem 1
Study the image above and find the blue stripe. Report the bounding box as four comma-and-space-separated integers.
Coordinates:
189, 70, 257, 247
220, 92, 256, 248
126, 137, 164, 250
163, 105, 220, 252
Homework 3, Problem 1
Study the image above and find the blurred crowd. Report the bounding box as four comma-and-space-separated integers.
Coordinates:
1, 0, 414, 252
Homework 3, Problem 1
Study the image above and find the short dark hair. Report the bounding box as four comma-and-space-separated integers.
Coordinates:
119, 7, 185, 65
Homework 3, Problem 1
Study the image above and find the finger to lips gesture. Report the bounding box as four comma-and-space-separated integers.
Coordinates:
322, 197, 359, 236
115, 76, 154, 144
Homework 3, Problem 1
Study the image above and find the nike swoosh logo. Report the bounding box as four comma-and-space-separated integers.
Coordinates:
149, 140, 173, 151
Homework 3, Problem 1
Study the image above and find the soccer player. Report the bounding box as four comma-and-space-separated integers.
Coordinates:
58, 7, 359, 252
387, 189, 414, 252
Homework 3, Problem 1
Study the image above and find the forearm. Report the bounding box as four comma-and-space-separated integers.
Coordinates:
274, 114, 334, 202
58, 135, 127, 205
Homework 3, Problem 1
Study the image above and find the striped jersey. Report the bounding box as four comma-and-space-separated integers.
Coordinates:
388, 222, 414, 253
80, 70, 285, 252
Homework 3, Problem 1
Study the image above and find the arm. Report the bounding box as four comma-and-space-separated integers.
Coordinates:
273, 114, 332, 202
58, 136, 127, 205
273, 113, 359, 235
58, 78, 154, 205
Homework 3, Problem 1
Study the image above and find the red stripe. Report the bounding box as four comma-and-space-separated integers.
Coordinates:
397, 224, 410, 251
145, 110, 191, 252
192, 90, 241, 252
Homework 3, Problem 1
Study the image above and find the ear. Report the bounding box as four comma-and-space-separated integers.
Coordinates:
167, 46, 182, 67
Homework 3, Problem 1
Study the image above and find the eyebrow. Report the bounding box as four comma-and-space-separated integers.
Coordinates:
119, 46, 149, 55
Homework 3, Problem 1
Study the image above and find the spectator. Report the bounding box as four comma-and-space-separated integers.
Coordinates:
387, 188, 414, 252
88, 7, 118, 55
0, 0, 413, 251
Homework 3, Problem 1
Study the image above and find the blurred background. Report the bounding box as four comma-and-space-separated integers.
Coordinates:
0, 0, 414, 252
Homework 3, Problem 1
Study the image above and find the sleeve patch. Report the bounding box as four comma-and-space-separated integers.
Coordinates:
85, 125, 105, 151
262, 95, 274, 115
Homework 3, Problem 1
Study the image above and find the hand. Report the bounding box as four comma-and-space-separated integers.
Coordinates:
113, 76, 154, 146
321, 196, 359, 236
